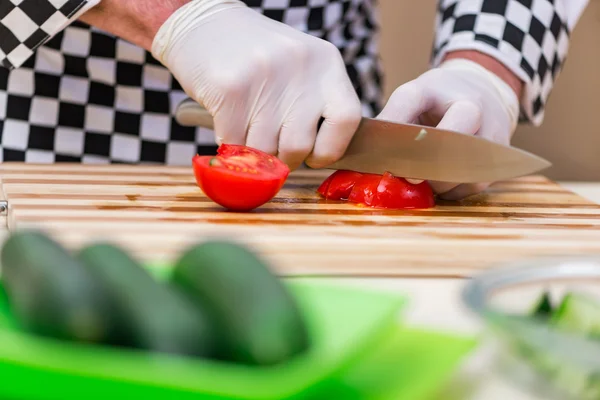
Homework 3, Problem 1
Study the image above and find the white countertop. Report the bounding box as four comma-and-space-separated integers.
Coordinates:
300, 182, 598, 400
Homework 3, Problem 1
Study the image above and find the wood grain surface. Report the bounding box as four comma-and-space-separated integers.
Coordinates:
1, 163, 600, 278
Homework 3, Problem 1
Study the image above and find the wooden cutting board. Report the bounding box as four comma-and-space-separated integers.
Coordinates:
1, 162, 599, 278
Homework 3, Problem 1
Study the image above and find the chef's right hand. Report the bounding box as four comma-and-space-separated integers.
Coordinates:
151, 0, 362, 170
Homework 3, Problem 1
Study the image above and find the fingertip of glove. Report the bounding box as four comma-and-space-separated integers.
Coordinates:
437, 182, 490, 201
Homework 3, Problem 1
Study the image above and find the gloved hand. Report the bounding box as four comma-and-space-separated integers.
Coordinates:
377, 58, 520, 200
151, 0, 362, 170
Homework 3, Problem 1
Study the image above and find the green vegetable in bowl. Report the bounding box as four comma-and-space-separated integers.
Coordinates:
522, 290, 600, 400
529, 290, 600, 337
550, 292, 600, 337
530, 291, 554, 319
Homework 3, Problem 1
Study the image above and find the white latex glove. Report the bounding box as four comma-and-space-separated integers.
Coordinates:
377, 58, 520, 200
151, 0, 362, 170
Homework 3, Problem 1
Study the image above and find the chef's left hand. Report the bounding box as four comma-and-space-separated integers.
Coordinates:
377, 51, 522, 200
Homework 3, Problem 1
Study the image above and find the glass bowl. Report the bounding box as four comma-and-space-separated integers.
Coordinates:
462, 256, 600, 400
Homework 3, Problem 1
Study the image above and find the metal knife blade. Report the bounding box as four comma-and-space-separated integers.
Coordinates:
328, 117, 552, 183
175, 98, 551, 183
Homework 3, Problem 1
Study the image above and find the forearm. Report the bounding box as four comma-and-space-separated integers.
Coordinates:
443, 50, 523, 100
79, 0, 192, 51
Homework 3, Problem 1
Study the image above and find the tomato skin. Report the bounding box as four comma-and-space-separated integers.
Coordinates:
319, 169, 436, 210
317, 170, 364, 200
326, 171, 364, 200
372, 172, 435, 209
317, 174, 334, 198
347, 174, 383, 206
192, 145, 290, 211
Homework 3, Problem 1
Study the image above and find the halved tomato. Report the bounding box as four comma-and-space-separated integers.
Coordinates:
347, 173, 383, 207
192, 144, 290, 211
317, 170, 364, 200
371, 172, 435, 209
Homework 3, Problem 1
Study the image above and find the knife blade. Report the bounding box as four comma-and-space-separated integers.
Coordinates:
175, 98, 551, 183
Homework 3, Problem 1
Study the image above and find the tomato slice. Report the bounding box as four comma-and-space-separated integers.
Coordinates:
372, 172, 435, 209
347, 174, 383, 206
192, 144, 290, 211
326, 170, 363, 200
317, 170, 363, 200
317, 173, 334, 198
319, 168, 435, 210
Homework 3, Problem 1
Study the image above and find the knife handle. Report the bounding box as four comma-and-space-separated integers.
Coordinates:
176, 98, 327, 132
175, 98, 215, 130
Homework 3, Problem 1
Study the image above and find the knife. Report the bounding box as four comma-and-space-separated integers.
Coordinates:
175, 98, 551, 183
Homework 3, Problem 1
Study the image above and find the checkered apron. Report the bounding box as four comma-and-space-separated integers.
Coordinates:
0, 0, 384, 165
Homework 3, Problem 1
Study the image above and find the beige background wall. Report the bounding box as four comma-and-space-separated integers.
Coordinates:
378, 1, 600, 181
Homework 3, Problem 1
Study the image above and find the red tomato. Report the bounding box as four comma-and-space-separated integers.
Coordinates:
192, 144, 290, 211
317, 173, 334, 198
347, 173, 383, 207
317, 170, 364, 200
371, 172, 435, 209
326, 170, 364, 200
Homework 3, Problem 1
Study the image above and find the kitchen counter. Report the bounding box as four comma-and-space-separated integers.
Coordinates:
0, 174, 596, 399
298, 181, 600, 400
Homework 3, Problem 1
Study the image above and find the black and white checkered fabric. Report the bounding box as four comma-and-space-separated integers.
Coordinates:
0, 0, 581, 164
0, 0, 96, 69
431, 0, 580, 127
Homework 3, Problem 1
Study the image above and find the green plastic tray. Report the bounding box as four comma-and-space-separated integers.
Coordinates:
0, 279, 406, 400
314, 325, 478, 400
